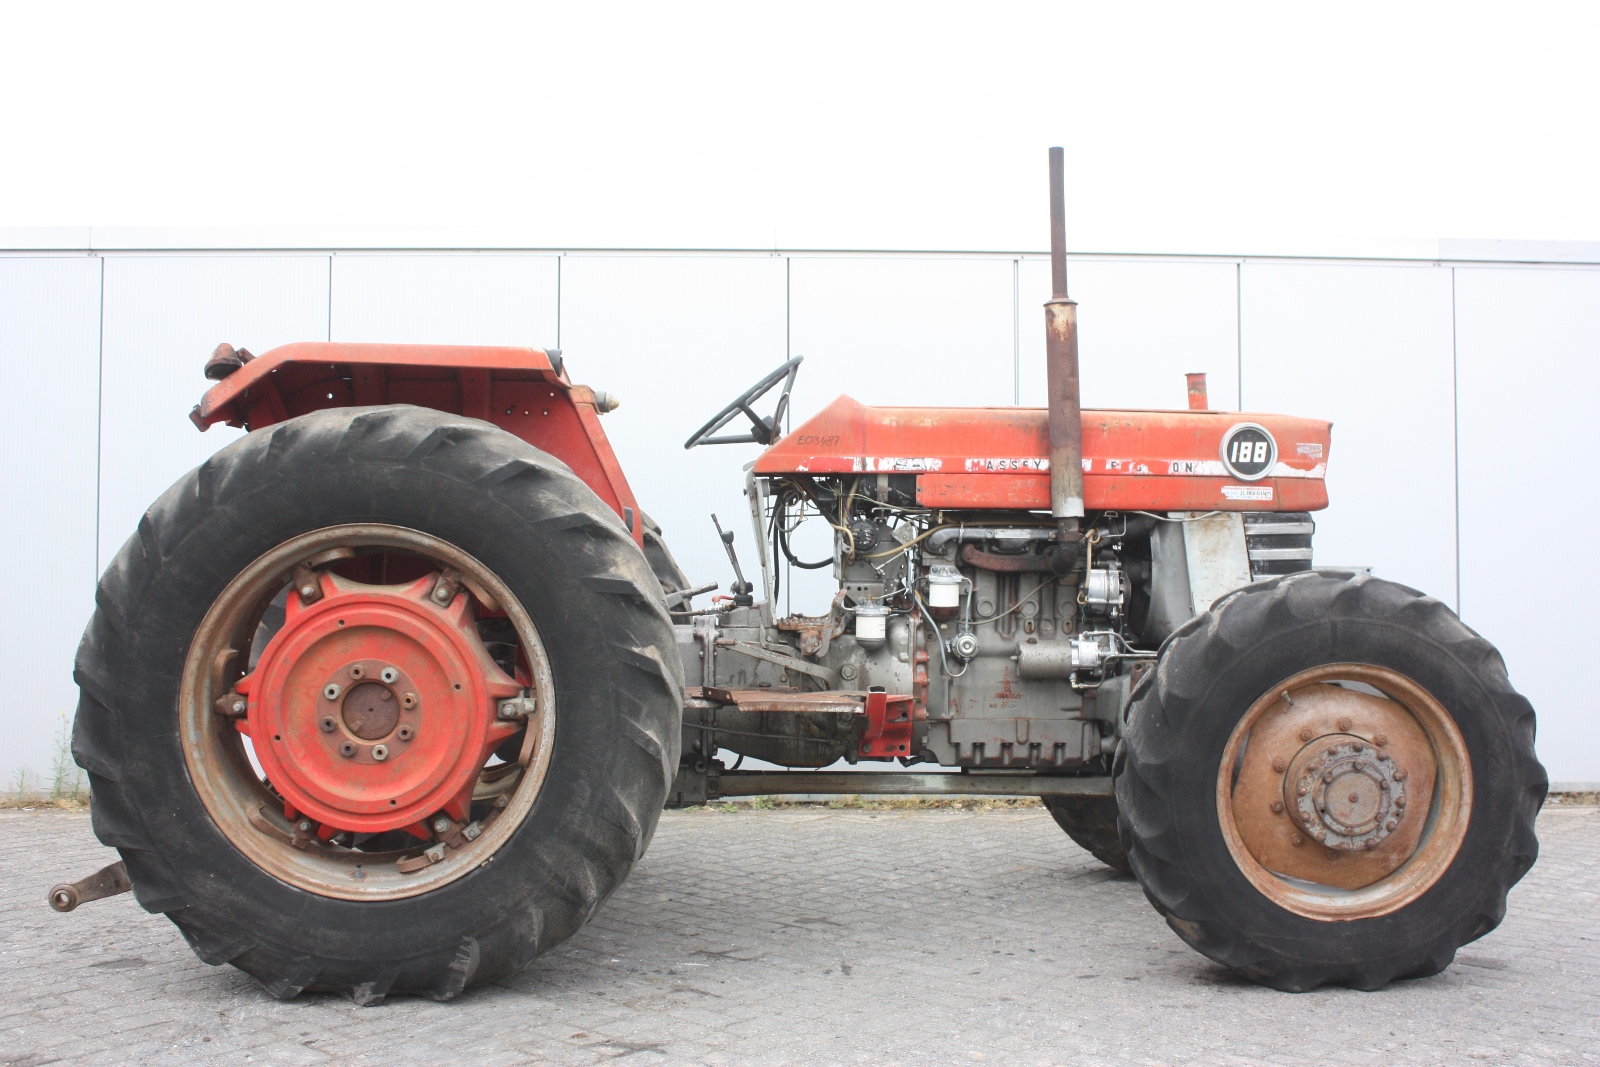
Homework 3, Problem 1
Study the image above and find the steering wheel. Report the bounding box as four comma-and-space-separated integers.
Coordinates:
683, 356, 804, 448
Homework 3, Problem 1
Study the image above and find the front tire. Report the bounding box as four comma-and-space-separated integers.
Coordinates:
73, 406, 682, 1001
1116, 570, 1545, 991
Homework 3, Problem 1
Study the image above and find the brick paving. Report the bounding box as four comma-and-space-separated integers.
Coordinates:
1, 804, 1595, 1066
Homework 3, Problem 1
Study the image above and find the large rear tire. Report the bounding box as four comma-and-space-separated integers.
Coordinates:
1116, 570, 1545, 991
73, 406, 682, 1001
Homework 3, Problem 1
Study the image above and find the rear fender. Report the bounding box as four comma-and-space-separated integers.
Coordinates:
190, 342, 643, 546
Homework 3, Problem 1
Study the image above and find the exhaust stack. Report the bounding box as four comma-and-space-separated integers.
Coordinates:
1044, 147, 1084, 568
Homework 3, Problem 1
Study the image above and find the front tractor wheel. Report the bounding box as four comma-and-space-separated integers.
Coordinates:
1116, 570, 1546, 991
72, 406, 682, 1001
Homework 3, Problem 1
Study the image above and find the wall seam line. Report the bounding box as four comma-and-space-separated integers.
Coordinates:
1451, 267, 1461, 615
94, 255, 105, 584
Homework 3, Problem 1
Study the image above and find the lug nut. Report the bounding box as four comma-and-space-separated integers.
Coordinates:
1270, 800, 1284, 814
323, 683, 341, 700
1374, 734, 1390, 746
380, 667, 399, 684
371, 744, 389, 762
297, 820, 311, 832
350, 664, 365, 679
397, 725, 414, 741
402, 693, 418, 709
319, 716, 336, 733
1393, 768, 1408, 782
1291, 834, 1304, 846
339, 741, 356, 759
1299, 727, 1314, 741
232, 699, 247, 715
495, 795, 509, 809
300, 583, 316, 599
1336, 717, 1353, 731
432, 817, 451, 834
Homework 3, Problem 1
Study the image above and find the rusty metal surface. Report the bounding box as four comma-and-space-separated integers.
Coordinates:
1218, 664, 1472, 920
1044, 147, 1085, 531
774, 591, 848, 657
1229, 682, 1433, 891
711, 771, 1114, 797
959, 542, 1054, 572
47, 861, 131, 912
1186, 371, 1209, 410
698, 687, 866, 714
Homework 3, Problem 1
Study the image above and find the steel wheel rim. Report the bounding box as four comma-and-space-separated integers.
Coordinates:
1216, 662, 1472, 921
180, 524, 557, 900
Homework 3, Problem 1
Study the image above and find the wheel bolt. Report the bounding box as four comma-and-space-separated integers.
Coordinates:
1271, 757, 1287, 773
323, 683, 341, 700
319, 716, 336, 733
232, 699, 247, 715
432, 816, 451, 834
300, 584, 316, 599
339, 741, 356, 759
380, 667, 399, 684
1336, 717, 1353, 731
1270, 800, 1284, 814
297, 820, 311, 832
1299, 727, 1314, 741
1374, 734, 1390, 746
495, 795, 509, 810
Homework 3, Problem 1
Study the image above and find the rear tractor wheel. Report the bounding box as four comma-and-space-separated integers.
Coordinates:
72, 406, 682, 1001
1116, 570, 1545, 991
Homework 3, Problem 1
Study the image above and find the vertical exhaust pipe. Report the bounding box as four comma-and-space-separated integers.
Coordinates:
1044, 147, 1084, 571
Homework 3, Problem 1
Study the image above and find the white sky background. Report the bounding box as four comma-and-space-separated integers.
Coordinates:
2, 1, 1596, 252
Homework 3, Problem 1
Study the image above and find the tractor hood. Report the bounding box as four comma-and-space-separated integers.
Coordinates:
753, 395, 1331, 513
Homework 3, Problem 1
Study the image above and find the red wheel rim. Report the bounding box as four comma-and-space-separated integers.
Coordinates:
180, 524, 557, 900
236, 572, 524, 838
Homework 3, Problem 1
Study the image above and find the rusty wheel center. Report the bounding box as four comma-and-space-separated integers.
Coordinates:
1283, 734, 1407, 850
1217, 663, 1472, 921
340, 680, 402, 739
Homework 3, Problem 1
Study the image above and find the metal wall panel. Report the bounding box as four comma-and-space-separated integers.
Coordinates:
1240, 263, 1457, 602
1019, 258, 1241, 411
1456, 267, 1600, 785
789, 256, 1015, 412
0, 257, 102, 787
330, 254, 559, 346
97, 256, 331, 573
558, 255, 788, 604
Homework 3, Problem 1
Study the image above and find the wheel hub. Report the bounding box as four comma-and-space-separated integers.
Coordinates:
235, 570, 524, 836
1285, 734, 1407, 851
1224, 673, 1441, 893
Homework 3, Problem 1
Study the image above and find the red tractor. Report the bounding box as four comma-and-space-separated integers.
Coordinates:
55, 151, 1544, 999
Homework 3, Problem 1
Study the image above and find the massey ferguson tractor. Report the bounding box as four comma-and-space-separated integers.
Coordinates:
53, 150, 1545, 1000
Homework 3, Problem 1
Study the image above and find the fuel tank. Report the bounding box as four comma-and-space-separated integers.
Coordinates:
753, 396, 1331, 513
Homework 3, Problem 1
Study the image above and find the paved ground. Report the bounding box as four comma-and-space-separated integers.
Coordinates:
1, 804, 1595, 1067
